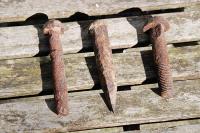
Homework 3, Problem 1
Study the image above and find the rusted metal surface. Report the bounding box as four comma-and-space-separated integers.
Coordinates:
143, 16, 173, 98
89, 20, 117, 111
43, 20, 69, 116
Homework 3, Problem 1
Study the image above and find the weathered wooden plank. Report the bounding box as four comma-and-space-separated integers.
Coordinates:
0, 11, 200, 60
129, 124, 200, 133
0, 17, 137, 60
70, 127, 123, 133
0, 44, 200, 98
38, 119, 200, 133
0, 0, 199, 23
140, 119, 200, 130
69, 119, 200, 133
123, 42, 200, 53
185, 4, 200, 11
42, 124, 200, 133
0, 79, 200, 132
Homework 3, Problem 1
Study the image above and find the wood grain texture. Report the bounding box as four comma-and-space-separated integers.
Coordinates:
0, 17, 137, 60
27, 119, 200, 133
130, 124, 200, 133
0, 44, 200, 98
0, 79, 200, 132
70, 122, 200, 133
140, 119, 200, 130
70, 127, 124, 133
0, 11, 200, 60
0, 0, 199, 22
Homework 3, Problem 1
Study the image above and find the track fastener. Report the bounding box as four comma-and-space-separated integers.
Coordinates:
43, 20, 69, 115
143, 16, 173, 98
89, 20, 117, 111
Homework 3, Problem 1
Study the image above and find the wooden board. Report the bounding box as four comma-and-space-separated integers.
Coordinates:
0, 11, 200, 60
0, 17, 137, 60
0, 79, 200, 132
131, 124, 200, 133
70, 119, 200, 133
70, 123, 200, 133
0, 44, 200, 98
0, 0, 199, 23
140, 119, 200, 130
44, 127, 124, 133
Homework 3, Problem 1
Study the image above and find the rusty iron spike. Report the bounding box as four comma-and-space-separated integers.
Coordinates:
143, 16, 173, 98
89, 20, 117, 111
43, 20, 69, 116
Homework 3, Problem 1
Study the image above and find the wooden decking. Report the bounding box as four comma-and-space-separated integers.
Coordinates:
0, 11, 200, 60
1, 79, 200, 132
0, 0, 199, 22
0, 1, 200, 132
1, 44, 200, 98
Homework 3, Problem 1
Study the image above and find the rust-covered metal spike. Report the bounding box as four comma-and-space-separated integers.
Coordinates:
143, 16, 173, 98
89, 20, 117, 111
43, 20, 69, 116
